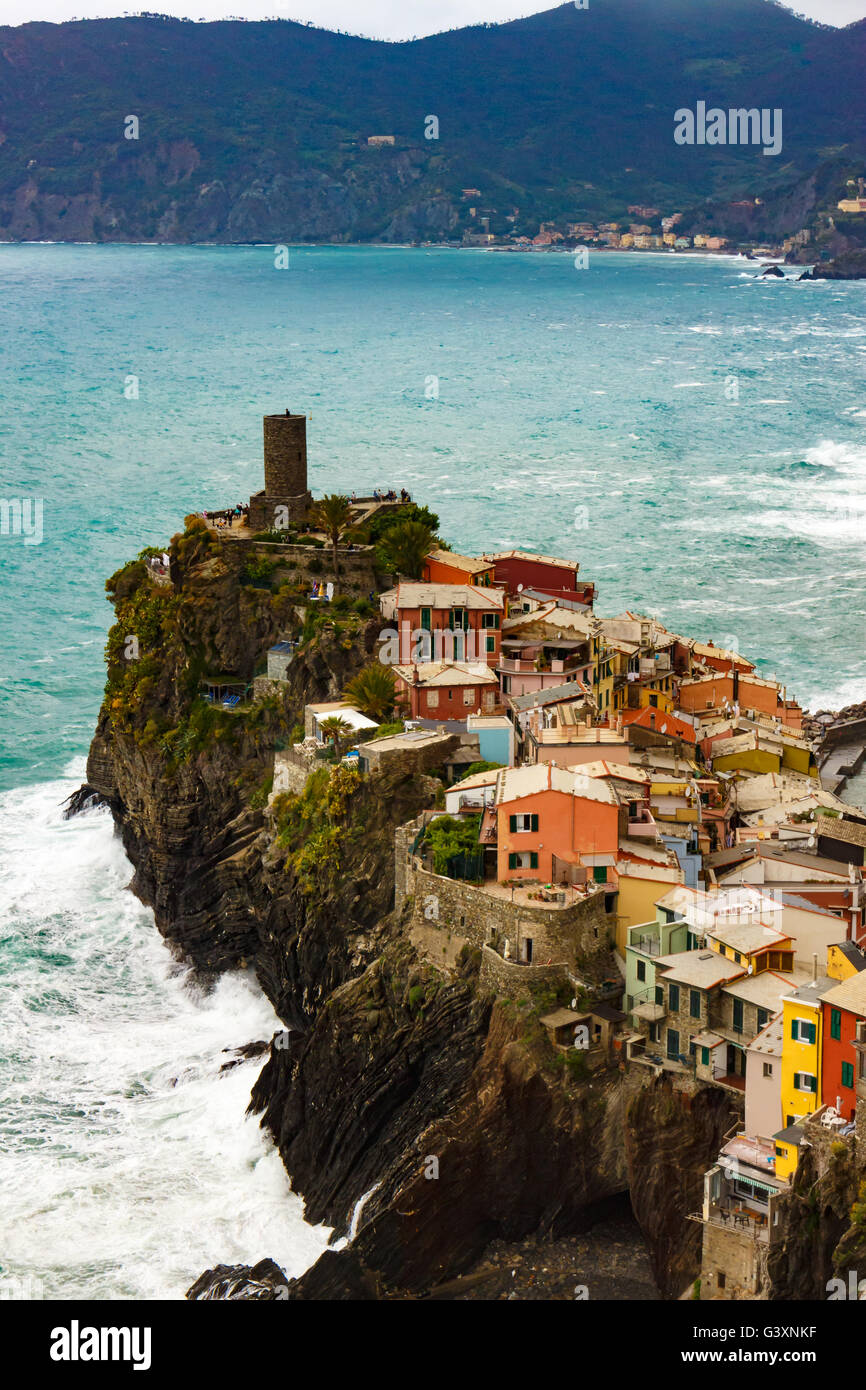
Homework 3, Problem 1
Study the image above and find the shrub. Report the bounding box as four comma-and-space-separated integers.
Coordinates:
372, 720, 405, 739
424, 814, 481, 874
240, 555, 278, 587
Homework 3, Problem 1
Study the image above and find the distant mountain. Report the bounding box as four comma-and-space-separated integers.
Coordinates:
0, 1, 863, 243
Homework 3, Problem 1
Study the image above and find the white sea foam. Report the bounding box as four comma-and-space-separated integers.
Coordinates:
803, 439, 866, 474
0, 773, 331, 1300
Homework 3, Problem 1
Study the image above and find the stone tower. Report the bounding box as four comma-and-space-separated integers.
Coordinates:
248, 411, 312, 531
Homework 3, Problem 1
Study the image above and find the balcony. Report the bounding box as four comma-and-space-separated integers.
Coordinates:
633, 935, 661, 956
632, 1000, 665, 1022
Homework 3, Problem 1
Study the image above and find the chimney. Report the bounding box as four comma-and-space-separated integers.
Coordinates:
811, 952, 818, 987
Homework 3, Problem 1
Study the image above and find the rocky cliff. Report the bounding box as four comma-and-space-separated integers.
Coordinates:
82, 519, 835, 1301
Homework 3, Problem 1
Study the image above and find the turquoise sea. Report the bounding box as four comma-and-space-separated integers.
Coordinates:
0, 243, 864, 1297
2, 244, 865, 792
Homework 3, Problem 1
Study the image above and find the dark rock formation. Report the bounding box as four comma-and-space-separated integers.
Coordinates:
187, 1258, 289, 1300
801, 249, 866, 280
767, 1143, 861, 1300
62, 784, 109, 818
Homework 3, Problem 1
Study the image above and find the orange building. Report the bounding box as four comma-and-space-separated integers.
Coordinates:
620, 706, 697, 744
496, 763, 620, 885
677, 672, 802, 732
422, 549, 496, 587
690, 640, 756, 676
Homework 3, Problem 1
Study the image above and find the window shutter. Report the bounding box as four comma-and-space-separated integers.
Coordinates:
791, 1019, 798, 1040
508, 853, 517, 870
530, 851, 538, 869
509, 815, 517, 832
530, 813, 539, 832
809, 1075, 817, 1093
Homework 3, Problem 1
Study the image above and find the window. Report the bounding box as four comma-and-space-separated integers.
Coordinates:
792, 1018, 816, 1045
831, 1009, 842, 1041
481, 612, 500, 629
655, 985, 664, 1006
763, 1061, 773, 1078
507, 851, 538, 870
450, 608, 469, 631
757, 1008, 770, 1032
637, 959, 646, 983
733, 952, 742, 965
842, 1061, 854, 1089
666, 1028, 680, 1060
794, 1072, 817, 1094
668, 983, 680, 1012
509, 813, 538, 833
732, 998, 744, 1035
420, 607, 431, 631
701, 1046, 710, 1067
486, 634, 496, 654
462, 687, 474, 706
690, 989, 701, 1020
593, 865, 607, 884
426, 689, 439, 708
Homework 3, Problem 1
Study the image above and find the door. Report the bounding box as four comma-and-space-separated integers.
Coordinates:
667, 1028, 680, 1061
522, 936, 533, 964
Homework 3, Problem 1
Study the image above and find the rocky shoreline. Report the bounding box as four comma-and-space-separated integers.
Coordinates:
76, 517, 866, 1300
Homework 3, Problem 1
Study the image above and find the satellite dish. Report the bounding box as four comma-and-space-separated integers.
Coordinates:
517, 583, 524, 592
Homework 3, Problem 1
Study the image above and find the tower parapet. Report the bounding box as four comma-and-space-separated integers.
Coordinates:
248, 411, 312, 531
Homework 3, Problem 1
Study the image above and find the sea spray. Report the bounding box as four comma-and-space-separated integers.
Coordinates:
0, 764, 332, 1298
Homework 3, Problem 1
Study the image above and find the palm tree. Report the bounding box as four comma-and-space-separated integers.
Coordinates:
343, 663, 397, 723
379, 519, 437, 580
312, 494, 353, 576
318, 715, 353, 759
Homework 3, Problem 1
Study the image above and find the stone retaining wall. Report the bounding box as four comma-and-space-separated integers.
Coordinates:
402, 854, 613, 970
479, 945, 569, 999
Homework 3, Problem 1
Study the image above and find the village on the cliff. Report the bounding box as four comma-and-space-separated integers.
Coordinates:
168, 411, 866, 1300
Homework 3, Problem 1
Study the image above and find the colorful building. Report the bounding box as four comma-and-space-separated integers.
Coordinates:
422, 549, 496, 587
820, 970, 866, 1121
392, 661, 500, 719
482, 550, 594, 606
678, 672, 802, 733
495, 762, 620, 885
380, 582, 504, 667
780, 975, 833, 1129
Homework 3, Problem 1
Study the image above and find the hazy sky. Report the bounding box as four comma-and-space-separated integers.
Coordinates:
3, 0, 865, 38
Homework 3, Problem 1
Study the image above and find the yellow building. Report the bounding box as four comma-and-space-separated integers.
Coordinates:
827, 941, 866, 981
614, 862, 685, 953
589, 620, 615, 719
773, 1123, 806, 1182
779, 977, 831, 1137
